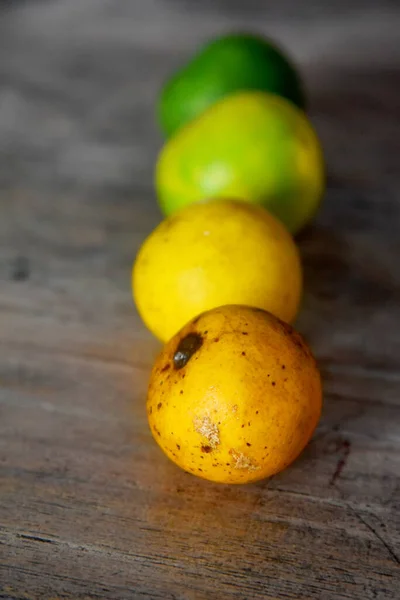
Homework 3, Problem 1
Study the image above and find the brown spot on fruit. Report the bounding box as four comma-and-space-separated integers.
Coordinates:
213, 337, 220, 342
241, 351, 246, 356
242, 331, 248, 335
148, 406, 152, 414
281, 324, 312, 360
281, 321, 294, 336
157, 402, 162, 410
161, 363, 170, 373
173, 333, 203, 369
176, 444, 181, 450
246, 442, 252, 447
201, 445, 212, 453
272, 381, 276, 387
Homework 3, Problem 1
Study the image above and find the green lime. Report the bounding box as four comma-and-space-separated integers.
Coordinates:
158, 33, 306, 138
155, 91, 324, 234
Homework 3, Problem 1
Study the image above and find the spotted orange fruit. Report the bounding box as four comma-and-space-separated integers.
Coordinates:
147, 305, 322, 484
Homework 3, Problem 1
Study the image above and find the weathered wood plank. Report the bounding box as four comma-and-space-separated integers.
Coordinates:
1, 0, 400, 598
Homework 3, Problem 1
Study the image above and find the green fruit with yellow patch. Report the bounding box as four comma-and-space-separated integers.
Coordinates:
155, 91, 325, 234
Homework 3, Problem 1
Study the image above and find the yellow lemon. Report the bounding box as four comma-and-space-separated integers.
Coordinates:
147, 305, 322, 484
156, 91, 325, 234
133, 199, 302, 342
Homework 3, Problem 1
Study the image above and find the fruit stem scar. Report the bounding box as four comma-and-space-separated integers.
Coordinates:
173, 333, 203, 369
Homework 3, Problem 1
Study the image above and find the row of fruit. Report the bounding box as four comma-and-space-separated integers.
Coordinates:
132, 33, 323, 485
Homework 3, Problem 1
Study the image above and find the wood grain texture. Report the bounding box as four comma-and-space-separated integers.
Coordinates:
1, 1, 400, 598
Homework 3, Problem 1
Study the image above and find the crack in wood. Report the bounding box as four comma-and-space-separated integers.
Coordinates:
16, 533, 56, 545
329, 439, 352, 486
353, 512, 400, 566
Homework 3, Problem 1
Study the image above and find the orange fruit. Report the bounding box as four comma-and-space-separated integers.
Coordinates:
147, 305, 322, 484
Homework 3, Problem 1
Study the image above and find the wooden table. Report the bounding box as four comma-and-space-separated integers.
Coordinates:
1, 1, 399, 598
